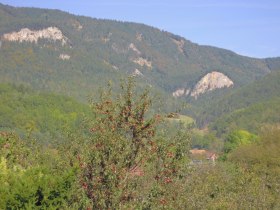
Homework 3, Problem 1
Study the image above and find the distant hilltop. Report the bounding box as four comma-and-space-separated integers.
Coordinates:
0, 3, 279, 103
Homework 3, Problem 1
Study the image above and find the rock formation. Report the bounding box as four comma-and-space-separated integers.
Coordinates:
2, 27, 68, 46
191, 71, 233, 98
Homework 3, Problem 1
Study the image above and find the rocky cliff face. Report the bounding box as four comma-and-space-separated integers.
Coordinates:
191, 71, 234, 98
171, 38, 185, 54
2, 27, 68, 45
172, 88, 190, 97
59, 54, 71, 60
132, 57, 152, 69
172, 71, 233, 98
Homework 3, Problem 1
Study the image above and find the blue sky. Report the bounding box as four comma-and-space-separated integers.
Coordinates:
1, 0, 280, 58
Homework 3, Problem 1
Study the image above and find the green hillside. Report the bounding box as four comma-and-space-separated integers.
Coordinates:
211, 97, 280, 136
165, 114, 194, 127
0, 83, 91, 141
193, 71, 280, 125
1, 3, 280, 209
189, 71, 280, 135
1, 79, 280, 209
0, 3, 278, 103
0, 3, 280, 140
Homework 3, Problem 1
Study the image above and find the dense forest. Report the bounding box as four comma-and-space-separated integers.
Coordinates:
1, 3, 280, 101
0, 83, 91, 142
193, 70, 280, 134
0, 3, 280, 209
0, 79, 280, 209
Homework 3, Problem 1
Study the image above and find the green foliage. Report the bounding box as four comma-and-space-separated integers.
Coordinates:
0, 3, 277, 104
216, 129, 258, 161
165, 114, 195, 128
0, 132, 77, 209
228, 126, 280, 207
0, 83, 91, 142
224, 130, 257, 153
211, 97, 280, 136
229, 126, 280, 169
0, 3, 280, 204
78, 78, 190, 209
182, 162, 280, 209
0, 78, 280, 209
192, 71, 280, 134
191, 130, 223, 151
265, 57, 280, 72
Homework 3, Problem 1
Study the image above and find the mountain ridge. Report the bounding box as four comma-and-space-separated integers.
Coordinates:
0, 3, 279, 103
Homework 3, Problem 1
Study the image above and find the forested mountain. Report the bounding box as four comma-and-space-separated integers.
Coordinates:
211, 97, 280, 136
192, 71, 280, 128
1, 3, 280, 134
209, 71, 280, 135
1, 3, 280, 208
0, 83, 91, 142
1, 3, 279, 102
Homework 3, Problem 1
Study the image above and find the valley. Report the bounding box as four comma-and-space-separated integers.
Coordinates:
0, 3, 279, 209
